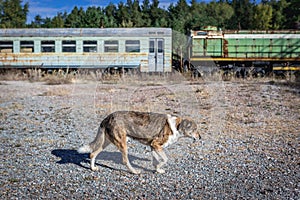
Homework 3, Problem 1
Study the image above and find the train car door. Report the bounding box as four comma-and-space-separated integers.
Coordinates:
149, 38, 164, 72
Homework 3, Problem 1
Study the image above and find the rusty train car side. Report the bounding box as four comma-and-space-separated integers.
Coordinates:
0, 28, 172, 73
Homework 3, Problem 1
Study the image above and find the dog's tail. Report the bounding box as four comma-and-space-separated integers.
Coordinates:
77, 144, 92, 154
77, 127, 106, 154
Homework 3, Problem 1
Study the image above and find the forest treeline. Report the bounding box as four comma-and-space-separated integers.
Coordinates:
0, 0, 299, 33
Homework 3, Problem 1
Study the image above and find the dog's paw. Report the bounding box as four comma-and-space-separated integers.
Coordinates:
131, 169, 141, 174
91, 166, 99, 171
156, 168, 165, 174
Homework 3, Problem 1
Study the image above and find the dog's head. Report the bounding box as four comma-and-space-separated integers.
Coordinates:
177, 118, 201, 141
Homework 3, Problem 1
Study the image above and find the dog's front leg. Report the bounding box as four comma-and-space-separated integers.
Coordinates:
121, 149, 141, 174
152, 149, 168, 173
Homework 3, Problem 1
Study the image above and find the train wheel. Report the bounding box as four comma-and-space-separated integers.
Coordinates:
222, 70, 232, 81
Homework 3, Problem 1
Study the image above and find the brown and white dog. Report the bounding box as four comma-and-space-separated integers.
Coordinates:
78, 111, 200, 174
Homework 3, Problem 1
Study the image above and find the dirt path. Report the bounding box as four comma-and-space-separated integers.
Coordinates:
0, 77, 299, 199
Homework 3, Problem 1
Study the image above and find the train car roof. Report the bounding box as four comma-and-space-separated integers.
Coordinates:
191, 29, 300, 38
0, 28, 172, 37
224, 34, 300, 39
223, 30, 300, 34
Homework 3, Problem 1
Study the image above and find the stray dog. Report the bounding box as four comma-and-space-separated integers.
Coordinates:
78, 111, 200, 174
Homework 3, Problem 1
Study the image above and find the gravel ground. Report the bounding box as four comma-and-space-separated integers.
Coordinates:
0, 76, 299, 199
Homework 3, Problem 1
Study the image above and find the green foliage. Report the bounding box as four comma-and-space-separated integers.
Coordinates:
253, 3, 273, 30
284, 0, 300, 29
168, 0, 190, 33
1, 0, 299, 30
65, 6, 85, 28
149, 0, 168, 27
268, 0, 288, 30
0, 0, 28, 28
51, 12, 66, 28
229, 0, 255, 29
84, 6, 102, 28
104, 3, 117, 27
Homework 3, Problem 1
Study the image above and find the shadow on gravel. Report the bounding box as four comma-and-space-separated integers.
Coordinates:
51, 149, 90, 169
51, 149, 151, 172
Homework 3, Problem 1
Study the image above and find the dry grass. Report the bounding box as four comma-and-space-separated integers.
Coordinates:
1, 68, 299, 85
39, 87, 71, 96
0, 69, 28, 81
42, 69, 74, 85
43, 75, 73, 85
0, 69, 74, 85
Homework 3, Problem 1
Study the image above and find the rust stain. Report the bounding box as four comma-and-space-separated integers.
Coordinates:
190, 57, 300, 62
223, 39, 228, 58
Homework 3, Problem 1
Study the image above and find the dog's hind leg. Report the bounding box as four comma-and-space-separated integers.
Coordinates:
152, 149, 168, 173
115, 134, 141, 174
90, 134, 110, 171
120, 145, 141, 174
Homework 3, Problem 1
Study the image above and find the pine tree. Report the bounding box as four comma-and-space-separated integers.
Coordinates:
0, 0, 29, 28
51, 12, 66, 28
65, 6, 82, 28
229, 0, 255, 29
84, 6, 102, 28
253, 3, 273, 30
104, 3, 117, 27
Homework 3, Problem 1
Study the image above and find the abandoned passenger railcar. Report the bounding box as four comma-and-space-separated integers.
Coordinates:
0, 28, 172, 72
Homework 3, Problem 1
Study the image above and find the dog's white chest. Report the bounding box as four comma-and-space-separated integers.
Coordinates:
163, 115, 181, 148
163, 132, 180, 148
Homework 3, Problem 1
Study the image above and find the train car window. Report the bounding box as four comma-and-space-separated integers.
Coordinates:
20, 41, 34, 53
41, 41, 55, 52
62, 40, 76, 52
158, 40, 163, 53
125, 40, 140, 52
197, 31, 207, 35
83, 41, 97, 53
149, 41, 154, 53
104, 40, 118, 52
0, 41, 13, 53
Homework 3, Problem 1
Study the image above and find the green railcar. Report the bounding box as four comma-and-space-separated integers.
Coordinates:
189, 28, 300, 72
224, 32, 300, 60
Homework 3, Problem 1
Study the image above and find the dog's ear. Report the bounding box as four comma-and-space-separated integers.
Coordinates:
178, 118, 197, 133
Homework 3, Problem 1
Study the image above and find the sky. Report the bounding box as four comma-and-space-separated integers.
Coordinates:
26, 0, 198, 23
